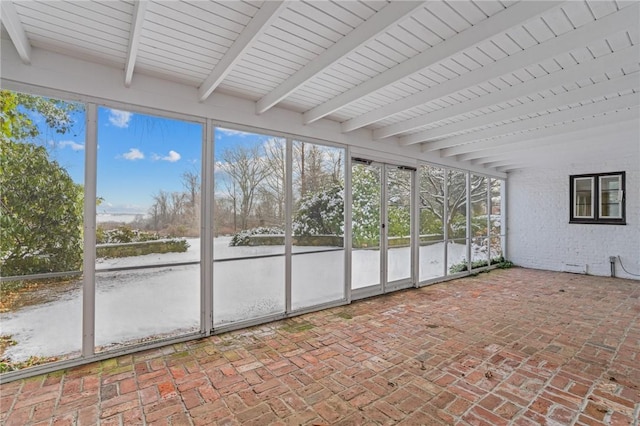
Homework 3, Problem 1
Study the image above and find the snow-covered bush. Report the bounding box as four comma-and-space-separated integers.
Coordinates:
293, 185, 344, 237
96, 226, 160, 244
229, 226, 284, 246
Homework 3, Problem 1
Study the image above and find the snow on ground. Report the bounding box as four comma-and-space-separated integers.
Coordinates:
1, 237, 488, 361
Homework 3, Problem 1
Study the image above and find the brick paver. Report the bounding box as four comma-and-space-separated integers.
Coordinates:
1, 268, 639, 425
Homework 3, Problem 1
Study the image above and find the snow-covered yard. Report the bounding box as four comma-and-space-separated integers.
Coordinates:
0, 237, 490, 361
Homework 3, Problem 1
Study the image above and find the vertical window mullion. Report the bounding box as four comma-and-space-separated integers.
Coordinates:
202, 120, 214, 335
82, 103, 97, 357
466, 172, 472, 272
344, 150, 353, 303
443, 168, 449, 276
285, 138, 293, 313
411, 168, 419, 287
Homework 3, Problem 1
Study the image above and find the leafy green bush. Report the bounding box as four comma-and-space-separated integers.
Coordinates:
1, 141, 84, 276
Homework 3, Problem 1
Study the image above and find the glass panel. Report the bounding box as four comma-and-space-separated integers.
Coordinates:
447, 239, 469, 274
574, 177, 593, 218
291, 142, 345, 310
490, 179, 505, 263
387, 168, 412, 283
447, 170, 468, 274
1, 90, 85, 369
471, 175, 489, 269
599, 175, 622, 218
419, 166, 445, 281
95, 107, 201, 351
351, 163, 382, 290
490, 178, 503, 237
490, 236, 504, 264
213, 129, 285, 325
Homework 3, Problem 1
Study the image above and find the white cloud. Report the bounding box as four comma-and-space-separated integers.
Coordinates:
215, 128, 252, 138
152, 150, 181, 162
108, 109, 133, 128
58, 140, 85, 151
121, 148, 144, 160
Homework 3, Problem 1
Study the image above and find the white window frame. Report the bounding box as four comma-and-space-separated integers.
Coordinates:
598, 175, 623, 219
573, 177, 594, 219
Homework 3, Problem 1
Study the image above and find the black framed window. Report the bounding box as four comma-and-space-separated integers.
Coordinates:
570, 171, 625, 224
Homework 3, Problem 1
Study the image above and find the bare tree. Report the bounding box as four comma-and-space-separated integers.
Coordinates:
260, 139, 286, 224
220, 145, 269, 230
182, 168, 200, 226
293, 142, 344, 198
419, 167, 489, 237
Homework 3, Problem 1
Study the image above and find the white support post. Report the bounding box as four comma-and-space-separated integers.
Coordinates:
443, 169, 449, 276
412, 167, 419, 287
502, 179, 508, 261
486, 179, 492, 266
82, 103, 97, 357
285, 138, 293, 313
466, 172, 472, 273
381, 165, 388, 293
344, 150, 353, 303
201, 120, 214, 335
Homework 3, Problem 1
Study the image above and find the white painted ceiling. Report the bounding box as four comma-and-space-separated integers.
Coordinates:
1, 0, 639, 172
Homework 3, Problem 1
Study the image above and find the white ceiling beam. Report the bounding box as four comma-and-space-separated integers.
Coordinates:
481, 160, 524, 169
124, 0, 148, 87
469, 118, 640, 167
454, 107, 639, 162
439, 94, 639, 158
383, 47, 638, 141
422, 74, 639, 151
342, 3, 639, 133
1, 0, 31, 65
256, 1, 424, 115
199, 1, 288, 102
302, 1, 562, 126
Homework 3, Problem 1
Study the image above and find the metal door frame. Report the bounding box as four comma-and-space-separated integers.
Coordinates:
351, 158, 416, 300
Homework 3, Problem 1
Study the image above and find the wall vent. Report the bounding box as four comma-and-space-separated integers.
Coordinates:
564, 263, 587, 274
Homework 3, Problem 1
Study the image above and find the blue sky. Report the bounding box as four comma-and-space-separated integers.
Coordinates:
33, 103, 277, 215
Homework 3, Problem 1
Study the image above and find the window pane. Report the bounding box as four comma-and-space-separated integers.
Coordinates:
0, 91, 85, 368
490, 179, 504, 236
490, 236, 504, 263
292, 142, 345, 310
387, 168, 412, 283
419, 166, 445, 281
95, 107, 201, 351
352, 163, 381, 289
447, 170, 468, 275
447, 239, 468, 274
213, 129, 285, 325
600, 175, 622, 218
471, 175, 489, 269
574, 177, 593, 218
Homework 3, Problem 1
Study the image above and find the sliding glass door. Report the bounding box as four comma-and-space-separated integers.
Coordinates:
351, 160, 414, 298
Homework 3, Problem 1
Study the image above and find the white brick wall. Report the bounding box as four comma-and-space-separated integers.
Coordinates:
507, 158, 640, 280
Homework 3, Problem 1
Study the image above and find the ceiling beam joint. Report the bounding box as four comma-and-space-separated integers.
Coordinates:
256, 1, 424, 115
199, 1, 289, 102
1, 0, 31, 65
124, 0, 148, 87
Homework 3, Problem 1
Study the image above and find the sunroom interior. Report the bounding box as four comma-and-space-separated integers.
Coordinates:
1, 0, 638, 386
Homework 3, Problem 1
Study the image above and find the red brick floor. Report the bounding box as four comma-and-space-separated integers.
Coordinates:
1, 268, 639, 425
